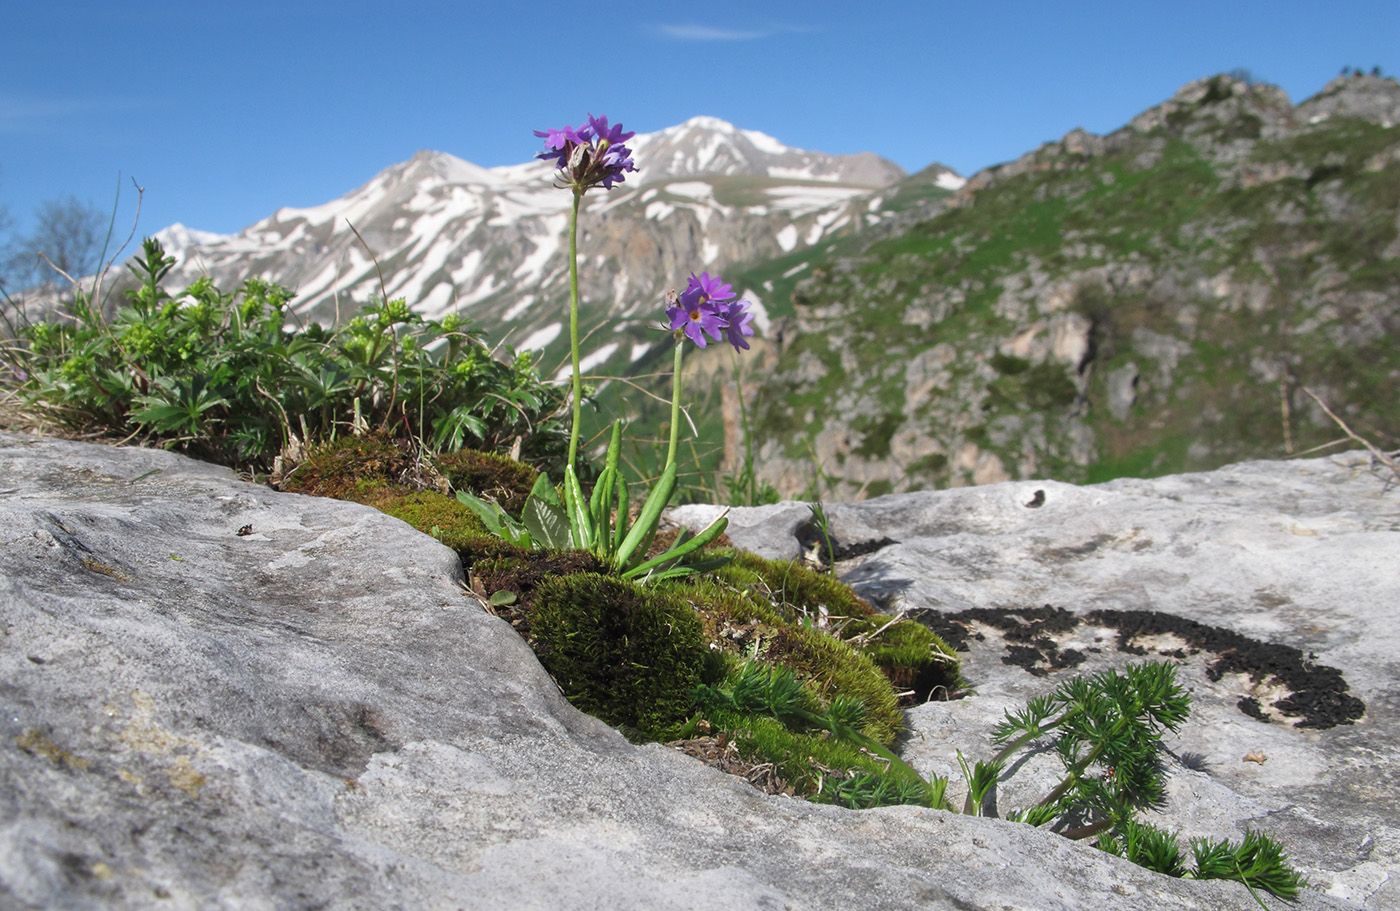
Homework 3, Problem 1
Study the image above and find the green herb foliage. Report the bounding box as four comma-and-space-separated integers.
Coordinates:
4, 237, 568, 473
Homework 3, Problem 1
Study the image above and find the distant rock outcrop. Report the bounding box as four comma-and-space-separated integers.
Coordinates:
747, 74, 1400, 499
4, 433, 1394, 909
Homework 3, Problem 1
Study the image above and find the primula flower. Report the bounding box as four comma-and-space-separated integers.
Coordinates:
665, 271, 755, 351
534, 114, 637, 193
667, 288, 727, 348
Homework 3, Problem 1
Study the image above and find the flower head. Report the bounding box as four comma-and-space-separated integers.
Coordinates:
587, 114, 634, 147
534, 114, 637, 193
665, 271, 755, 352
667, 290, 726, 348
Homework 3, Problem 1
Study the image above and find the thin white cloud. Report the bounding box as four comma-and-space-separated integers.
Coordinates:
0, 94, 144, 134
653, 23, 814, 41
656, 24, 768, 41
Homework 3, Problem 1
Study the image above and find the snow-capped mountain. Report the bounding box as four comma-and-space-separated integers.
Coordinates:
149, 117, 927, 372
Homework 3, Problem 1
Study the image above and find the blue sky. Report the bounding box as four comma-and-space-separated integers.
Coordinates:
3, 1, 1396, 241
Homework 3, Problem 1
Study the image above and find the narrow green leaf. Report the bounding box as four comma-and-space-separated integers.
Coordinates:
613, 462, 677, 569
588, 465, 616, 555
604, 419, 622, 472
621, 514, 728, 580
636, 554, 734, 583
612, 473, 629, 554
563, 463, 592, 550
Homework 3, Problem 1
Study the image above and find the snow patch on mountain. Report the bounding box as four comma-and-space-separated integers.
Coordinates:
768, 166, 834, 182
667, 182, 714, 200
766, 185, 867, 216
517, 322, 562, 351
502, 294, 535, 322
514, 216, 566, 282
741, 128, 788, 155
420, 283, 454, 313
154, 223, 228, 250
579, 342, 619, 375
451, 249, 483, 285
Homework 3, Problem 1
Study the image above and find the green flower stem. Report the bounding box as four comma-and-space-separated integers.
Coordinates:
733, 354, 756, 505
566, 190, 584, 470
666, 337, 684, 468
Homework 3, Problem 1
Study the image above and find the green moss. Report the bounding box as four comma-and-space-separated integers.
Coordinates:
530, 573, 707, 739
719, 551, 876, 621
681, 557, 911, 744
679, 574, 788, 633
369, 489, 481, 543
764, 623, 902, 744
844, 618, 965, 701
435, 449, 538, 515
469, 549, 607, 633
701, 707, 893, 797
351, 486, 528, 569
280, 433, 418, 499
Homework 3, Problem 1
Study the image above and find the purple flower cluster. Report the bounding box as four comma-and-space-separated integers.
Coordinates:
534, 114, 637, 193
666, 271, 755, 351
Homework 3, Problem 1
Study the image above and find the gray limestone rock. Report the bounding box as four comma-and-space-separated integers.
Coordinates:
2, 433, 1388, 909
1106, 362, 1139, 421
672, 451, 1400, 909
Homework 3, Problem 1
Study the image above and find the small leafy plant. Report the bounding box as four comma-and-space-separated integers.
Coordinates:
991, 660, 1191, 836
457, 419, 732, 581
3, 237, 567, 473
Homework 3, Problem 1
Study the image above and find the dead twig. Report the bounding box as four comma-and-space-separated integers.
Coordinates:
1302, 387, 1400, 482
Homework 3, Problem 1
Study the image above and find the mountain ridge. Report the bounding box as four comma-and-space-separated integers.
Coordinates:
142, 116, 920, 374
727, 72, 1400, 499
